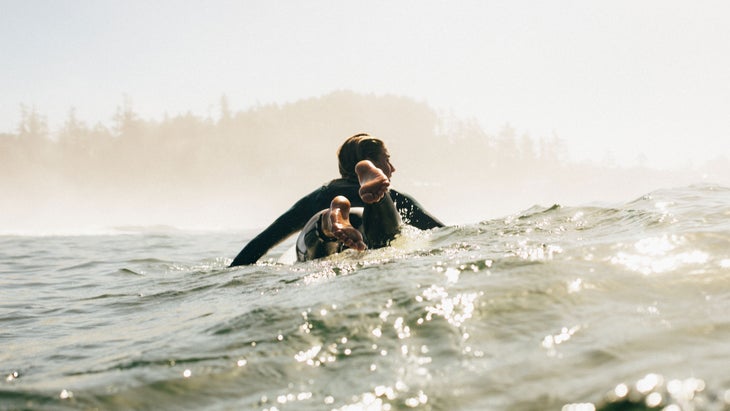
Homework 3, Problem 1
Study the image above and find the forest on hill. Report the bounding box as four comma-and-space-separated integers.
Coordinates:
1, 91, 725, 231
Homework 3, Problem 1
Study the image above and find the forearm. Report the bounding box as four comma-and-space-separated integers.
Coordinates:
230, 198, 314, 266
410, 208, 444, 229
230, 239, 269, 266
391, 190, 445, 230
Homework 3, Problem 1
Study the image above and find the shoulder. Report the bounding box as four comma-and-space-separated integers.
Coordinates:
325, 178, 359, 190
294, 180, 359, 210
320, 179, 360, 200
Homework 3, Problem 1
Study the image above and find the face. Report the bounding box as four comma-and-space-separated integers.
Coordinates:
371, 148, 396, 179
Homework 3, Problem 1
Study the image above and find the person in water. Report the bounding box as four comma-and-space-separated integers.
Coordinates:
229, 133, 444, 266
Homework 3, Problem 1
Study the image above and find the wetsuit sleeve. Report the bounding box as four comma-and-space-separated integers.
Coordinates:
390, 190, 445, 230
230, 191, 320, 266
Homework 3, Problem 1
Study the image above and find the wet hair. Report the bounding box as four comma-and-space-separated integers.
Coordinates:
337, 133, 386, 181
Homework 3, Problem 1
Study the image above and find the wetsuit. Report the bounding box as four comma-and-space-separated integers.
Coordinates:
230, 178, 443, 266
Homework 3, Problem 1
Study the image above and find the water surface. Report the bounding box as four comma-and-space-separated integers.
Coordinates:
2, 185, 730, 410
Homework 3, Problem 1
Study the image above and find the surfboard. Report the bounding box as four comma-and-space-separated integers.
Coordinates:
277, 244, 298, 265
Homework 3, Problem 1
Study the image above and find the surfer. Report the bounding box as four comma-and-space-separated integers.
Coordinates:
229, 133, 444, 266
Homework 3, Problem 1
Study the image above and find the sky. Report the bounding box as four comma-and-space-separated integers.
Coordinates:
2, 0, 729, 169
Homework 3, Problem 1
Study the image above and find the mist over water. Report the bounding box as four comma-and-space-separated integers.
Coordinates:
1, 91, 728, 234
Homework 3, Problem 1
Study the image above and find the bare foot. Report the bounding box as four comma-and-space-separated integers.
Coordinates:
322, 196, 367, 251
356, 160, 390, 204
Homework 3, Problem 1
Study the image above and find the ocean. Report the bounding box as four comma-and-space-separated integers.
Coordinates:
2, 185, 730, 411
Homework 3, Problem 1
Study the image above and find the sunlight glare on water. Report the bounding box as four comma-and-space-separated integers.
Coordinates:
3, 186, 730, 410
610, 234, 710, 275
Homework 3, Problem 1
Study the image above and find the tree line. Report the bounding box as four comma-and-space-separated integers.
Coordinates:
0, 91, 571, 192
1, 90, 720, 227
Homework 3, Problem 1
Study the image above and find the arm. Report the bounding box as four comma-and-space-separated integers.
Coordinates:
390, 190, 445, 230
230, 194, 317, 266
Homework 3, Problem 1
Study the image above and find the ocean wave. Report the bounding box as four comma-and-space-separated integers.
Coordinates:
3, 185, 730, 410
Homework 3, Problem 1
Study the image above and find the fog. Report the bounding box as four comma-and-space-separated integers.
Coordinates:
3, 2, 729, 235
2, 91, 727, 235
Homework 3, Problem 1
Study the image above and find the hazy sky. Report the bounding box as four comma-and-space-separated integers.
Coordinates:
2, 0, 729, 168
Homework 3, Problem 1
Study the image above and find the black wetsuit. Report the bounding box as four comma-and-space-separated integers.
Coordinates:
230, 178, 444, 266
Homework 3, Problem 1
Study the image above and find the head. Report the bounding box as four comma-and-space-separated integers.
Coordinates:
337, 133, 395, 181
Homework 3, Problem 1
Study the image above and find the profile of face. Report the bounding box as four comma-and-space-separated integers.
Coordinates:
370, 147, 396, 179
337, 134, 397, 181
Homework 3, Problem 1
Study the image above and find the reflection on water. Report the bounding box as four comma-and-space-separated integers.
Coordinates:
2, 186, 730, 410
610, 234, 711, 275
